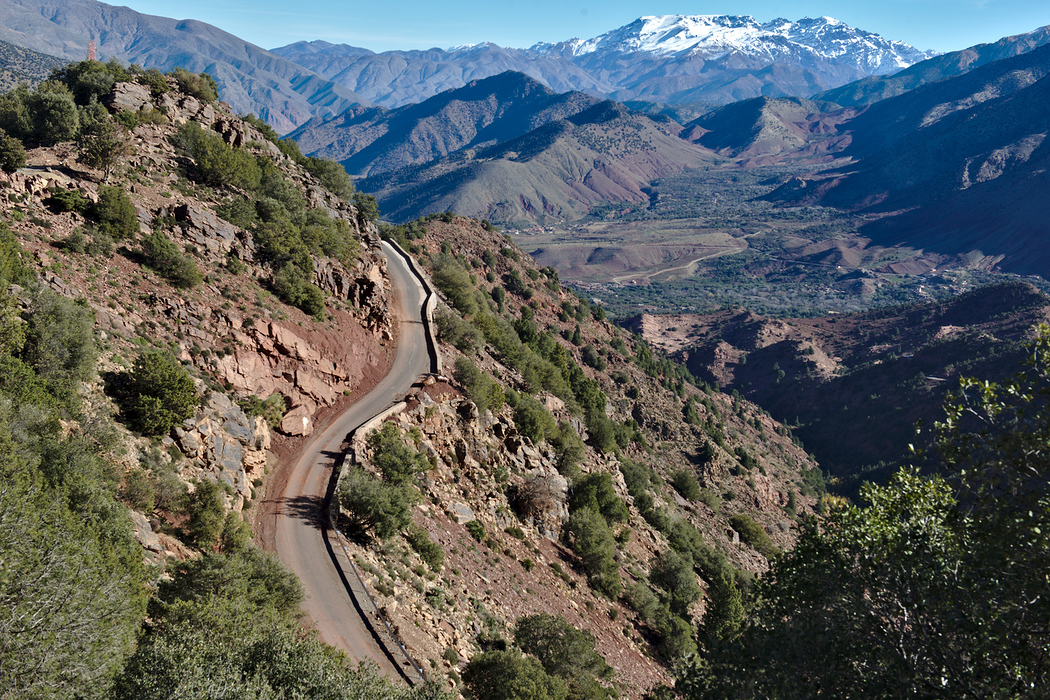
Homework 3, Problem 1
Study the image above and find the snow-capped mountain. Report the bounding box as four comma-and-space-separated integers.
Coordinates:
534, 15, 936, 76
274, 14, 941, 108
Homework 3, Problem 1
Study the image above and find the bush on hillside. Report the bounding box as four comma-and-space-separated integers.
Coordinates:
125, 349, 200, 436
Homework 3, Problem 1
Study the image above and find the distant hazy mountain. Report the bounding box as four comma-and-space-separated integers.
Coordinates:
272, 15, 936, 108
0, 0, 369, 131
357, 99, 714, 224
817, 24, 1050, 106
771, 42, 1050, 275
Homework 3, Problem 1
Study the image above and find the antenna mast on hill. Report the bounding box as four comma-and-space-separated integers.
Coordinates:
87, 40, 96, 61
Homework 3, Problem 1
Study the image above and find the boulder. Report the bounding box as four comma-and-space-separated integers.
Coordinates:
105, 82, 153, 114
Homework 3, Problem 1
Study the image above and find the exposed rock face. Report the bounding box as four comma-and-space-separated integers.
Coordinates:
174, 390, 272, 509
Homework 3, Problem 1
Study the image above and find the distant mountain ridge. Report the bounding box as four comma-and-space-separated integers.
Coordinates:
272, 15, 935, 108
0, 0, 369, 131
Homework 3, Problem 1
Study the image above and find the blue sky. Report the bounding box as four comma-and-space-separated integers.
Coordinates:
119, 0, 1050, 54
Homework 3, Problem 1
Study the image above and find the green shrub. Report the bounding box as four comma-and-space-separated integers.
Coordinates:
0, 128, 25, 172
437, 307, 484, 354
569, 473, 628, 526
238, 393, 286, 429
48, 187, 88, 213
563, 506, 621, 598
303, 156, 354, 199
121, 467, 156, 513
405, 523, 444, 571
187, 478, 225, 549
671, 469, 702, 501
141, 231, 203, 288
512, 393, 556, 444
271, 263, 325, 318
175, 122, 260, 189
338, 466, 416, 540
26, 83, 79, 145
367, 422, 429, 485
463, 649, 567, 700
466, 520, 486, 542
454, 356, 504, 414
433, 257, 478, 316
729, 513, 779, 560
76, 103, 132, 180
125, 349, 200, 436
94, 185, 139, 239
649, 548, 701, 615
551, 421, 585, 477
170, 68, 218, 103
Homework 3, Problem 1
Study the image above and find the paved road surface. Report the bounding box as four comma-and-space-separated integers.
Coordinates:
269, 241, 430, 676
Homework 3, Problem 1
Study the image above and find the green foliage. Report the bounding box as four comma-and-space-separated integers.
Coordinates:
701, 568, 745, 643
339, 466, 417, 540
437, 307, 485, 354
685, 326, 1050, 700
303, 155, 355, 199
170, 68, 218, 103
569, 472, 628, 526
186, 478, 225, 550
48, 186, 89, 214
405, 522, 444, 571
623, 581, 697, 661
237, 393, 286, 429
114, 544, 444, 700
563, 506, 621, 598
368, 422, 429, 485
454, 356, 504, 414
76, 101, 132, 180
93, 184, 139, 240
0, 127, 25, 172
515, 614, 612, 681
512, 392, 557, 444
52, 59, 129, 105
650, 548, 702, 616
271, 262, 325, 318
156, 547, 303, 616
125, 349, 199, 436
0, 444, 145, 699
580, 344, 605, 371
25, 82, 79, 144
434, 257, 479, 316
353, 191, 379, 222
20, 287, 96, 409
463, 649, 568, 700
141, 231, 203, 288
175, 122, 261, 189
551, 420, 586, 476
671, 469, 702, 501
728, 513, 778, 560
466, 519, 486, 542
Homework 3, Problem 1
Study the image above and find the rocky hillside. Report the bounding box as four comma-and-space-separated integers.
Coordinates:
333, 215, 823, 696
771, 42, 1050, 276
628, 281, 1050, 489
0, 37, 65, 91
0, 61, 389, 585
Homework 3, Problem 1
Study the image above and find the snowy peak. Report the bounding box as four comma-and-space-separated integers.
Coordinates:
534, 15, 936, 75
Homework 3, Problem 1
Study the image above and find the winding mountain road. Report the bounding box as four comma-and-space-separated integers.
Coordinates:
261, 241, 431, 677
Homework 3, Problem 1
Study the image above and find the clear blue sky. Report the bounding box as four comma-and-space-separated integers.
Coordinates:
118, 0, 1050, 54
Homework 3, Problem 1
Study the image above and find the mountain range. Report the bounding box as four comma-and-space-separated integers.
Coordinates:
0, 0, 369, 131
272, 15, 936, 109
